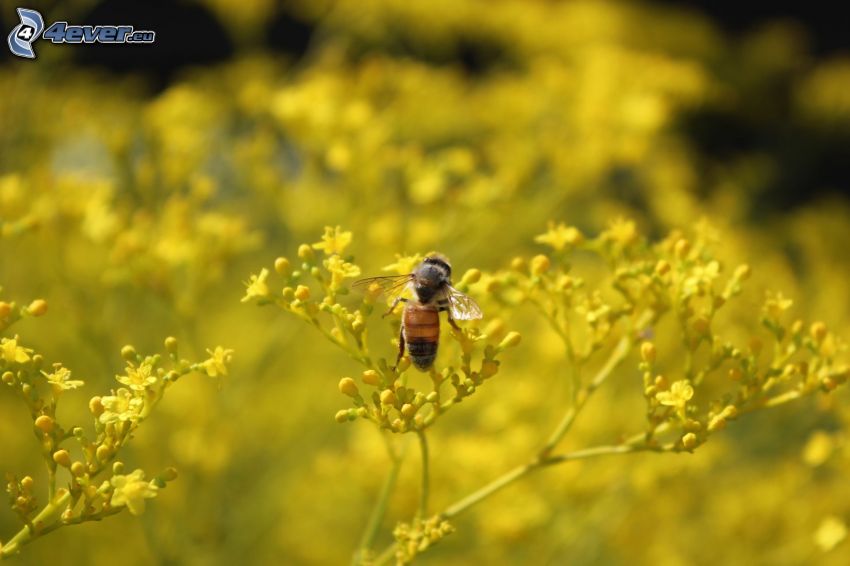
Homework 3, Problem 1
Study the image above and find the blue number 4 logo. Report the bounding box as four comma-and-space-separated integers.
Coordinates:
8, 8, 45, 58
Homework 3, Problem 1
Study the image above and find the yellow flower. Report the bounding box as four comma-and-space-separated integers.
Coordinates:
534, 222, 583, 251
100, 388, 144, 424
312, 225, 353, 256
110, 469, 158, 516
655, 380, 694, 410
116, 362, 157, 391
604, 218, 638, 246
43, 366, 85, 391
241, 268, 270, 303
763, 291, 793, 320
324, 255, 361, 289
382, 253, 423, 275
682, 260, 720, 296
203, 346, 234, 377
1, 337, 32, 364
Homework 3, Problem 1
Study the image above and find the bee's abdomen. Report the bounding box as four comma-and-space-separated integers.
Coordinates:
403, 305, 440, 370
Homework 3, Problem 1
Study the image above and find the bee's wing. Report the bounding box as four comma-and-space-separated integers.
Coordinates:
352, 274, 414, 300
445, 285, 483, 320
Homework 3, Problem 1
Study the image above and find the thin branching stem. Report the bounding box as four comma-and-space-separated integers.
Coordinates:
416, 430, 430, 519
354, 441, 404, 565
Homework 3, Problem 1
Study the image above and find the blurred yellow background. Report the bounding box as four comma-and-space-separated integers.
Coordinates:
2, 1, 850, 564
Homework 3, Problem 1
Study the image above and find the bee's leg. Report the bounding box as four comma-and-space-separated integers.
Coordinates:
383, 297, 408, 318
393, 325, 405, 371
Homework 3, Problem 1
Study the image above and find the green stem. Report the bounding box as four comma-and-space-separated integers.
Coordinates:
416, 430, 430, 519
539, 311, 651, 458
0, 490, 71, 559
353, 451, 403, 565
372, 437, 661, 566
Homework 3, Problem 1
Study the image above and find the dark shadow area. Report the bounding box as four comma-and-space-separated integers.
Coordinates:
73, 0, 233, 90
654, 0, 850, 54
266, 6, 316, 61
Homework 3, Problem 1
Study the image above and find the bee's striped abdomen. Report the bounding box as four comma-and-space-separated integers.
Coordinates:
403, 304, 440, 370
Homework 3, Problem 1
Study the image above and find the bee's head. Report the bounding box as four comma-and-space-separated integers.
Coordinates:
412, 255, 452, 301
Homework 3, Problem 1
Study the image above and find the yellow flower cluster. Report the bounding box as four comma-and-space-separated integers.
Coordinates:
242, 226, 520, 435
242, 222, 848, 564
0, 289, 233, 559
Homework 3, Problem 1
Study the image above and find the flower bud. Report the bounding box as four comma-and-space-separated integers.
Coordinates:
362, 370, 380, 386
530, 255, 550, 276
2, 371, 14, 385
120, 345, 137, 361
53, 450, 71, 468
498, 331, 522, 350
338, 377, 359, 397
655, 260, 671, 276
164, 336, 178, 354
27, 299, 48, 317
96, 444, 111, 462
70, 462, 86, 477
113, 461, 124, 475
34, 415, 54, 434
334, 410, 349, 423
274, 257, 291, 275
640, 342, 656, 364
734, 264, 751, 281
161, 467, 178, 482
294, 285, 311, 301
510, 257, 526, 272
401, 404, 416, 419
0, 301, 12, 318
682, 433, 697, 450
21, 476, 34, 490
380, 389, 397, 406
297, 244, 314, 261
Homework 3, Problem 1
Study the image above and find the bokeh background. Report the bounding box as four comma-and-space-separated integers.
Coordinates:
1, 1, 849, 564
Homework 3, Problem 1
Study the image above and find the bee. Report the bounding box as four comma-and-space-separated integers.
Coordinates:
354, 255, 483, 371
